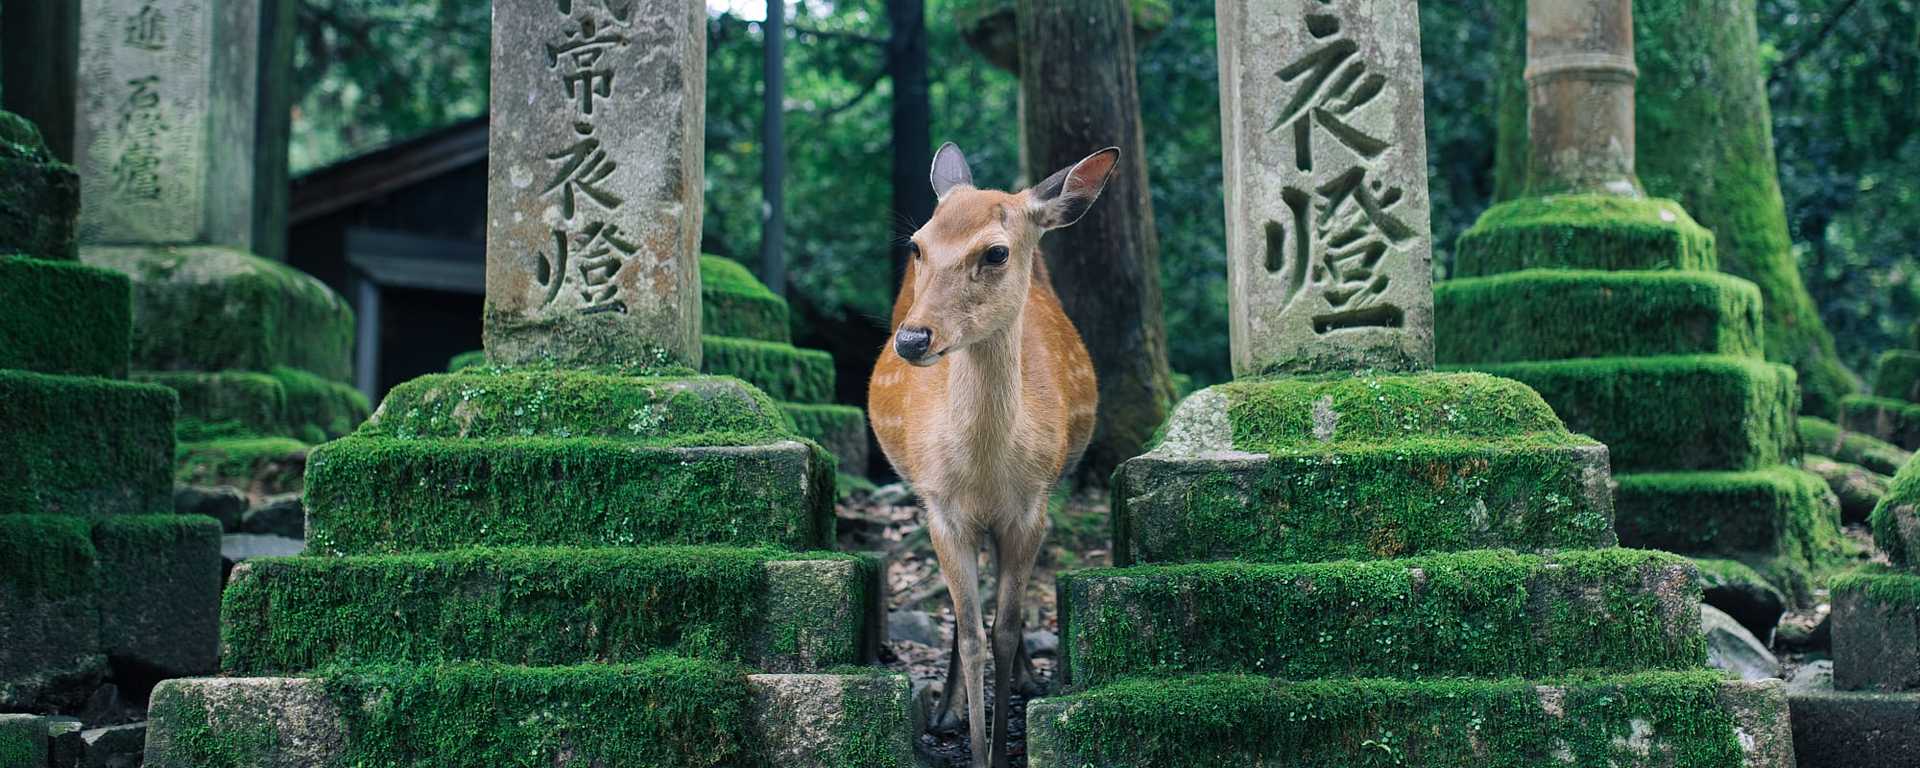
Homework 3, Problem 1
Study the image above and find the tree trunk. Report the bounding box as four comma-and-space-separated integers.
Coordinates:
761, 0, 787, 298
1017, 0, 1173, 488
887, 0, 932, 287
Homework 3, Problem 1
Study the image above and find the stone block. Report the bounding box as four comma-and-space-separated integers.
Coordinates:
1841, 394, 1920, 452
174, 485, 248, 531
1451, 194, 1717, 277
1873, 349, 1920, 403
1472, 355, 1799, 472
360, 368, 791, 443
0, 516, 105, 712
174, 437, 308, 496
81, 245, 354, 381
1614, 467, 1843, 568
701, 254, 791, 343
1788, 687, 1920, 768
1693, 557, 1788, 641
0, 112, 79, 261
78, 722, 146, 768
93, 515, 222, 679
221, 548, 872, 674
1832, 571, 1920, 692
0, 370, 175, 516
0, 257, 130, 377
702, 336, 836, 404
140, 368, 369, 444
1057, 549, 1703, 688
745, 673, 915, 768
484, 0, 706, 369
1026, 673, 1793, 768
1435, 269, 1762, 364
783, 403, 870, 476
0, 714, 48, 768
1800, 416, 1910, 477
1871, 452, 1920, 567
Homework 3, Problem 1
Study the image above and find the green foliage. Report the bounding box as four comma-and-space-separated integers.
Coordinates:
0, 256, 131, 378
701, 336, 836, 404
1450, 196, 1718, 277
1437, 270, 1764, 365
1799, 416, 1912, 475
0, 370, 176, 516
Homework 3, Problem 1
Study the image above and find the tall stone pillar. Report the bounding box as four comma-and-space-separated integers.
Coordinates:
1023, 2, 1796, 764
1523, 0, 1639, 196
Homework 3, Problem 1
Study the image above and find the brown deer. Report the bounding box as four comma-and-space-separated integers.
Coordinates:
869, 143, 1115, 768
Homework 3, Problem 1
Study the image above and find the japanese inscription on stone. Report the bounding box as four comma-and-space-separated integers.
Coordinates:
485, 0, 705, 368
1217, 0, 1433, 376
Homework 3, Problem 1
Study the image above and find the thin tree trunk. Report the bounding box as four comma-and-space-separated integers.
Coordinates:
1017, 0, 1173, 488
762, 0, 787, 297
887, 0, 932, 287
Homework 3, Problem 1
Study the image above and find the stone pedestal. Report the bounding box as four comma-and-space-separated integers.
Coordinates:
1842, 345, 1920, 451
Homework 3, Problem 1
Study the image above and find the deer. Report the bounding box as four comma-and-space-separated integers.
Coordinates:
868, 142, 1116, 768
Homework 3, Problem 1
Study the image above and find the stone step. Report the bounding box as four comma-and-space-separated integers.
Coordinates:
81, 245, 355, 383
1027, 672, 1793, 768
175, 436, 309, 496
1470, 355, 1798, 473
1451, 195, 1717, 277
144, 661, 914, 768
1788, 685, 1920, 768
703, 335, 836, 404
701, 254, 792, 343
1056, 549, 1703, 688
1614, 468, 1842, 588
1842, 394, 1920, 452
1832, 568, 1920, 692
0, 369, 175, 516
361, 368, 794, 444
1873, 349, 1920, 402
1435, 269, 1763, 364
783, 403, 870, 476
137, 367, 369, 444
305, 436, 834, 554
221, 547, 877, 675
1799, 416, 1910, 476
0, 256, 131, 378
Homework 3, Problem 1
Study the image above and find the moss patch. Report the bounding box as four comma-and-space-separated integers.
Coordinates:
1841, 394, 1920, 452
0, 715, 47, 768
1467, 356, 1798, 473
1058, 549, 1702, 687
221, 548, 867, 674
1435, 269, 1763, 364
0, 113, 79, 262
1873, 350, 1920, 403
360, 369, 793, 445
0, 369, 176, 516
93, 514, 223, 676
304, 436, 835, 554
0, 256, 131, 377
1869, 455, 1920, 568
701, 255, 791, 344
1208, 372, 1574, 450
1615, 467, 1844, 602
175, 436, 308, 492
1451, 195, 1717, 278
446, 349, 485, 372
782, 403, 868, 476
1801, 417, 1911, 476
701, 336, 836, 405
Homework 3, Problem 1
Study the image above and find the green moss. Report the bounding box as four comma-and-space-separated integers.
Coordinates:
221, 547, 866, 674
0, 369, 176, 516
1800, 416, 1911, 476
269, 366, 370, 441
1451, 196, 1717, 278
1058, 549, 1703, 687
82, 245, 357, 381
701, 255, 792, 344
145, 683, 282, 768
1833, 566, 1920, 608
1435, 269, 1764, 364
1873, 350, 1920, 403
0, 715, 47, 768
447, 349, 486, 372
1615, 467, 1844, 602
1467, 356, 1799, 473
701, 336, 836, 405
0, 114, 79, 262
782, 403, 868, 476
0, 515, 97, 596
139, 370, 287, 441
800, 674, 916, 768
0, 256, 130, 377
93, 515, 223, 675
1215, 373, 1573, 449
304, 436, 834, 554
1840, 394, 1920, 451
1869, 455, 1920, 567
174, 436, 309, 492
1027, 671, 1752, 768
359, 369, 794, 445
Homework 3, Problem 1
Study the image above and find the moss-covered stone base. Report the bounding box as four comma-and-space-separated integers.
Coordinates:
362, 368, 793, 445
1832, 569, 1920, 692
1873, 350, 1920, 403
1057, 549, 1702, 687
0, 369, 175, 516
1788, 687, 1920, 768
1613, 468, 1844, 591
175, 436, 308, 496
145, 665, 915, 767
95, 515, 223, 678
1870, 455, 1920, 567
0, 516, 105, 711
221, 548, 875, 674
1801, 416, 1911, 476
140, 367, 370, 444
80, 245, 356, 381
701, 255, 792, 344
1451, 195, 1718, 278
702, 336, 836, 404
1436, 269, 1762, 364
1469, 356, 1798, 472
784, 403, 870, 476
1842, 394, 1920, 452
1026, 673, 1793, 768
0, 256, 130, 377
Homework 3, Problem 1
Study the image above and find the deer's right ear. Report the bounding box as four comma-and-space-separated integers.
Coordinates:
929, 142, 975, 202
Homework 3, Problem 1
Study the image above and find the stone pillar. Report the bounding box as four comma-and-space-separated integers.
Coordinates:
482, 0, 706, 369
1524, 0, 1640, 196
1216, 0, 1433, 378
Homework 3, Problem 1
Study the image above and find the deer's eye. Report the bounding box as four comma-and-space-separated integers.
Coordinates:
907, 242, 922, 260
982, 246, 1010, 266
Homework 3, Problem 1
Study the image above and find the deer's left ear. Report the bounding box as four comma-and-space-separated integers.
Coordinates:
930, 142, 975, 202
1029, 147, 1120, 230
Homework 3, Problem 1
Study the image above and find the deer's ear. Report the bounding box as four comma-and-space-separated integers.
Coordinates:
929, 142, 975, 202
1029, 147, 1119, 230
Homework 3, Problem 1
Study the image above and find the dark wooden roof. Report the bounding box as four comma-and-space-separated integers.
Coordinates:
290, 117, 488, 225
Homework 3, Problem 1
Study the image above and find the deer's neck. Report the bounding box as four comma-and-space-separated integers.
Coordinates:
946, 315, 1024, 456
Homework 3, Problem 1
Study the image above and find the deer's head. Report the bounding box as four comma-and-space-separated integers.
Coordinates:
892, 143, 1119, 367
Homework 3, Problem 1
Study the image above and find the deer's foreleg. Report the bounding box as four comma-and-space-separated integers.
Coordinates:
987, 501, 1048, 768
928, 511, 989, 768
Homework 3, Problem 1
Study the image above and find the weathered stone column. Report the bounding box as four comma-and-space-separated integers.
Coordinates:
1217, 0, 1433, 377
1524, 0, 1640, 196
482, 0, 706, 369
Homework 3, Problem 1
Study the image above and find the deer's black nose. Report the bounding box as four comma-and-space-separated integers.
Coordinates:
894, 326, 934, 360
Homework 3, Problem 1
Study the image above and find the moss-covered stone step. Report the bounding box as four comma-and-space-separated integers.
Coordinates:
2, 514, 221, 710
81, 245, 355, 382
360, 368, 795, 445
1832, 569, 1920, 693
1614, 467, 1843, 576
139, 367, 370, 444
1842, 394, 1920, 452
1435, 269, 1763, 364
306, 436, 833, 554
784, 403, 870, 475
176, 436, 309, 496
0, 714, 48, 767
1873, 349, 1920, 403
703, 335, 835, 404
0, 112, 79, 262
1452, 195, 1718, 278
0, 256, 131, 378
701, 254, 792, 343
1467, 356, 1798, 473
1056, 549, 1703, 688
1026, 672, 1793, 768
221, 547, 875, 674
145, 662, 914, 768
1801, 416, 1912, 476
1871, 455, 1920, 568
0, 369, 175, 516
1787, 687, 1920, 768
